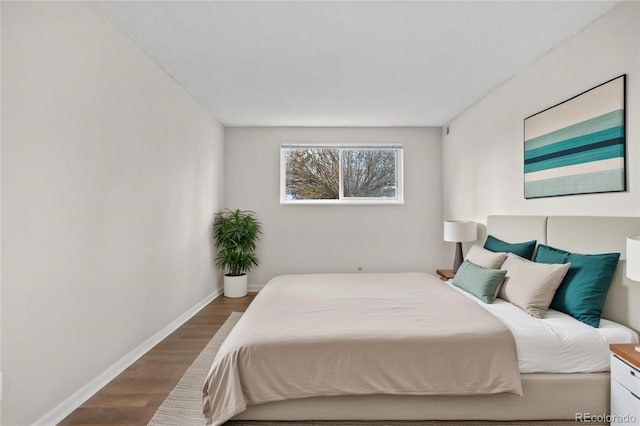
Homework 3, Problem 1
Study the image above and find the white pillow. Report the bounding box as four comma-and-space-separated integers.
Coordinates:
466, 245, 507, 269
499, 253, 570, 318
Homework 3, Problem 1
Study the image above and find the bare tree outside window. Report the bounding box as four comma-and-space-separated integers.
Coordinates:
343, 149, 396, 198
282, 145, 403, 204
285, 148, 339, 200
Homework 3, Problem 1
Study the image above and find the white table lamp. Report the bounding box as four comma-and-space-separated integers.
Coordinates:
444, 220, 477, 273
626, 236, 640, 282
625, 236, 640, 353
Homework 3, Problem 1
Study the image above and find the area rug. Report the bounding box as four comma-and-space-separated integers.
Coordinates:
148, 312, 243, 426
148, 312, 603, 426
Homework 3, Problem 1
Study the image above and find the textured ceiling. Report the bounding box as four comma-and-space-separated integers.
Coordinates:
99, 1, 619, 126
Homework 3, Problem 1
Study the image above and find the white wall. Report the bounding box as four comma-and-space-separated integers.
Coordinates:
1, 2, 224, 425
443, 1, 640, 224
0, 2, 3, 421
224, 127, 448, 288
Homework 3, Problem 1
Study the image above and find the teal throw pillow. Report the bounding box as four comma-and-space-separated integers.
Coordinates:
533, 243, 570, 264
534, 244, 620, 327
452, 260, 507, 304
484, 235, 537, 260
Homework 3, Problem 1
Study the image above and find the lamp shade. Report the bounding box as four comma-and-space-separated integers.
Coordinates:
627, 236, 640, 282
444, 221, 477, 243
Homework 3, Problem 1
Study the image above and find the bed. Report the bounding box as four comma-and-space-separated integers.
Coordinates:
203, 215, 640, 425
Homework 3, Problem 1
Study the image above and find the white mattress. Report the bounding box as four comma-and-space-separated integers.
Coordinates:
446, 282, 638, 373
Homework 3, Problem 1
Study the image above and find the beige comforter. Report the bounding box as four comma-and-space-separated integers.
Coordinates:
202, 273, 522, 426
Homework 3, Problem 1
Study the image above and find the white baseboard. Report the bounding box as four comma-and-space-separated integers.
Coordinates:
31, 286, 224, 426
248, 284, 264, 292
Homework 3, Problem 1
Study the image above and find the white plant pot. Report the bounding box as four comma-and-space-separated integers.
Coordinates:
224, 274, 248, 298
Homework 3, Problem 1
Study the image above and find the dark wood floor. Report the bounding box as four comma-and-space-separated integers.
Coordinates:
59, 292, 257, 426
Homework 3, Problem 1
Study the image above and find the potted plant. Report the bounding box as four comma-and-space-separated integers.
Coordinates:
212, 209, 262, 298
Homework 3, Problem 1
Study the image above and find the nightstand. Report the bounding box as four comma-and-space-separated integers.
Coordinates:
436, 269, 455, 281
610, 344, 640, 425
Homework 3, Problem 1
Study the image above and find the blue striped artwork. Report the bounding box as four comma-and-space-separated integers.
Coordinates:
524, 75, 626, 199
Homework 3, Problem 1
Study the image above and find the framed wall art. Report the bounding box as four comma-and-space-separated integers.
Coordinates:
524, 75, 626, 199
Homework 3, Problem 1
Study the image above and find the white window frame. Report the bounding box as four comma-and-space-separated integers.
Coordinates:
280, 144, 404, 205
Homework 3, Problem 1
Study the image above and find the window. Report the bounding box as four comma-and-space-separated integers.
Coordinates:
280, 144, 403, 204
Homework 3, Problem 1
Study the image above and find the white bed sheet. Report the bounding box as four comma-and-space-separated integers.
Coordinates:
446, 282, 638, 373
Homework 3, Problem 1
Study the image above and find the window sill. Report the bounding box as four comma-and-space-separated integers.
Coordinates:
280, 199, 404, 206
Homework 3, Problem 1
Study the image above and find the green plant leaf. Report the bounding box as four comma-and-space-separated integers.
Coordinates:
212, 209, 262, 275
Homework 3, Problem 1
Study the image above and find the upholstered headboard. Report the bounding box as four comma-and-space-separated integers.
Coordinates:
487, 215, 640, 332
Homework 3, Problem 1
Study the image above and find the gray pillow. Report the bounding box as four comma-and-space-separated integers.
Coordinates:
466, 245, 507, 269
499, 253, 570, 318
452, 260, 508, 304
